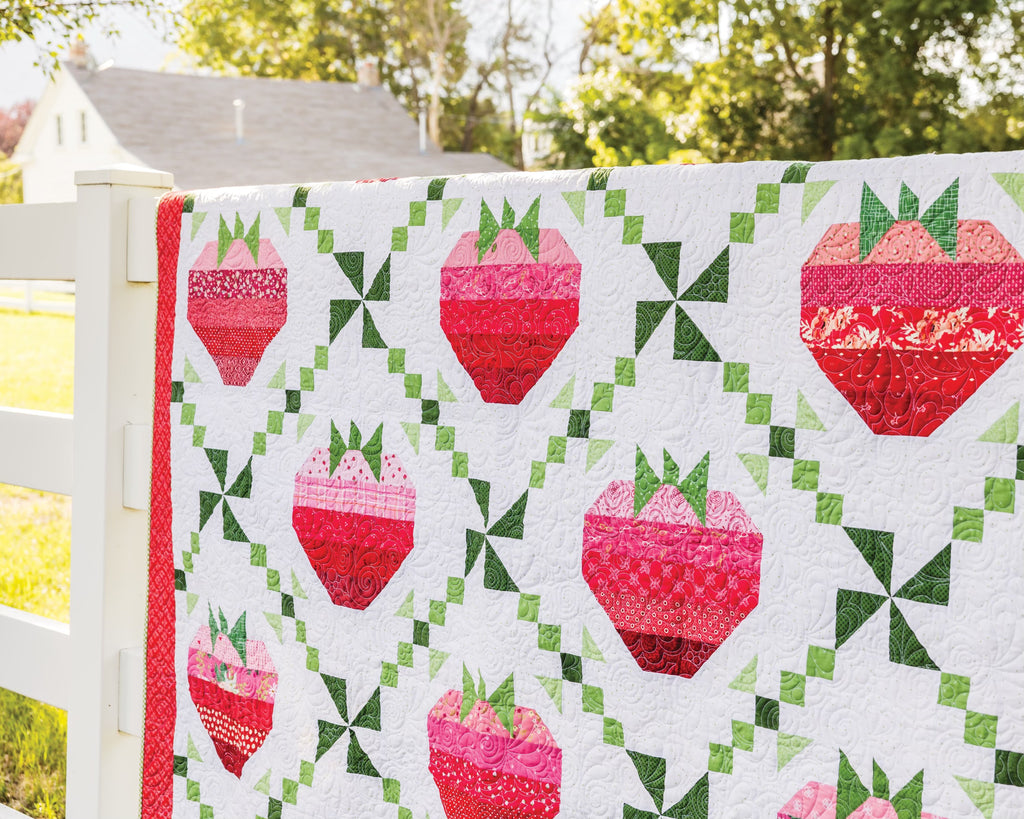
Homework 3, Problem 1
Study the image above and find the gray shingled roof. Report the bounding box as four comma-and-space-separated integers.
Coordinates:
68, 66, 512, 190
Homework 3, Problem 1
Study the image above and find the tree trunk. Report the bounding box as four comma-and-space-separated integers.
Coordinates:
821, 3, 836, 161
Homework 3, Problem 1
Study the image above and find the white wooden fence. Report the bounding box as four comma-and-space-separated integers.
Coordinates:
0, 166, 174, 819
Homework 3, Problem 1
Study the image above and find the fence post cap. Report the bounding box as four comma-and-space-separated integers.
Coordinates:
75, 165, 174, 189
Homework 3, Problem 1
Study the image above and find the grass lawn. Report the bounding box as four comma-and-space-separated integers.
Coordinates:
0, 307, 73, 819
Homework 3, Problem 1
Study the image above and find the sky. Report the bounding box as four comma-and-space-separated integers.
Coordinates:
0, 0, 593, 110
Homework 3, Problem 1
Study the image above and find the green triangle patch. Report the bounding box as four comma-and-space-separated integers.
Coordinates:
776, 733, 812, 770
550, 376, 575, 409
428, 648, 449, 680
995, 172, 1024, 213
401, 422, 420, 454
679, 247, 729, 303
673, 306, 720, 361
888, 602, 939, 670
562, 191, 586, 225
190, 211, 207, 240
979, 402, 1018, 443
291, 569, 308, 599
796, 391, 826, 431
536, 675, 563, 712
737, 453, 768, 495
273, 207, 291, 234
586, 439, 614, 472
582, 626, 605, 662
254, 768, 272, 795
729, 655, 757, 693
437, 370, 457, 402
441, 198, 463, 230
267, 362, 286, 389
802, 180, 836, 223
955, 776, 995, 819
187, 733, 203, 762
264, 612, 284, 643
395, 590, 415, 618
183, 357, 201, 383
643, 242, 681, 296
186, 591, 199, 614
297, 414, 316, 441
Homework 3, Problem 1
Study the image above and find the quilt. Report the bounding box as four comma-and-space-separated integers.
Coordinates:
144, 153, 1024, 819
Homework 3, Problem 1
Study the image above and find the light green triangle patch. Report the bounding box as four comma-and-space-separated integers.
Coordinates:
738, 453, 769, 495
796, 391, 826, 431
401, 422, 420, 454
550, 375, 575, 409
801, 180, 837, 223
994, 173, 1024, 214
264, 612, 283, 643
979, 402, 1018, 443
291, 569, 307, 599
536, 675, 563, 713
582, 626, 605, 662
955, 775, 995, 819
437, 370, 457, 402
187, 733, 203, 762
562, 191, 586, 225
190, 211, 207, 240
428, 648, 449, 680
183, 357, 201, 383
254, 768, 272, 795
395, 590, 415, 618
297, 414, 316, 442
586, 439, 614, 472
777, 733, 813, 770
274, 207, 291, 234
729, 655, 757, 693
267, 361, 286, 389
442, 198, 464, 230
186, 592, 199, 614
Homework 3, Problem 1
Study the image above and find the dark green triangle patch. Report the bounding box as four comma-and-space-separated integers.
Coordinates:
673, 306, 720, 362
679, 247, 729, 303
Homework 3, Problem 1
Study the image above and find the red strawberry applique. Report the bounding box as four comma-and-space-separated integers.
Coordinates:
292, 422, 416, 610
428, 669, 561, 819
441, 197, 581, 404
188, 214, 288, 387
583, 450, 763, 678
801, 180, 1024, 436
188, 608, 277, 777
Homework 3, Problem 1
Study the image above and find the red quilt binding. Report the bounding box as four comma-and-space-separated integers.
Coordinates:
141, 192, 185, 817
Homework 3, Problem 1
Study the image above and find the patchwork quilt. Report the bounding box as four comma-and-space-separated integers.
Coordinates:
144, 154, 1024, 818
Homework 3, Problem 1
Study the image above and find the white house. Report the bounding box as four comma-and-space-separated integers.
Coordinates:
14, 57, 512, 203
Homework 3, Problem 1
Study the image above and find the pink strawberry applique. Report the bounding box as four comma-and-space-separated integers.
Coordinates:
441, 197, 581, 404
779, 754, 945, 819
292, 422, 415, 610
801, 180, 1024, 435
187, 608, 277, 777
428, 669, 561, 819
188, 214, 287, 386
583, 450, 762, 677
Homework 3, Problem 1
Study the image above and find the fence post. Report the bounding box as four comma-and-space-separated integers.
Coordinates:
67, 166, 173, 819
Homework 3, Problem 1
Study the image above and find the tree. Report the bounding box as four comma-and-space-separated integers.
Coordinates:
0, 100, 34, 157
1, 0, 164, 49
176, 0, 471, 148
549, 0, 1024, 165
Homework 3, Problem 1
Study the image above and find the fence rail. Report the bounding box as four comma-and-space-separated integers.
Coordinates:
0, 165, 173, 819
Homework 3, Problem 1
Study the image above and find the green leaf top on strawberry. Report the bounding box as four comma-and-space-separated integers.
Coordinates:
476, 197, 541, 262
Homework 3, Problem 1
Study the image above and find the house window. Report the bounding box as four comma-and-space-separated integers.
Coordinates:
56, 114, 63, 146
80, 111, 87, 143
